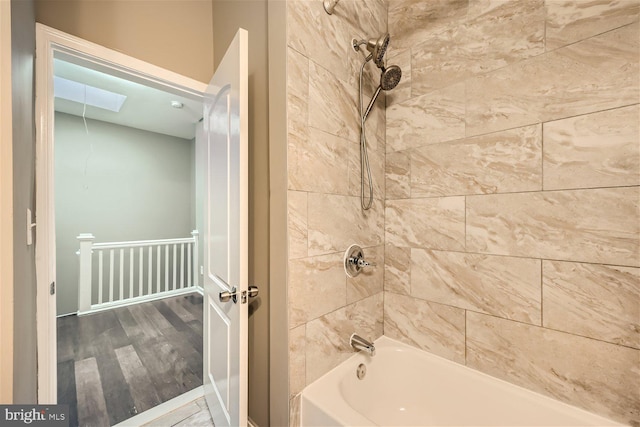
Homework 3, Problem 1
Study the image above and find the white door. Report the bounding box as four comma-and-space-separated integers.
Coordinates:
202, 28, 249, 427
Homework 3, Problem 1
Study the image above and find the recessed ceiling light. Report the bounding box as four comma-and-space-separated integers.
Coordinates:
171, 101, 184, 109
54, 76, 127, 112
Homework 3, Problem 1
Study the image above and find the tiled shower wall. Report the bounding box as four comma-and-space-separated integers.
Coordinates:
384, 0, 639, 425
285, 0, 388, 421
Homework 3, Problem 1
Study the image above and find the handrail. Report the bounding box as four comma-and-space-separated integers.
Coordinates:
93, 236, 196, 249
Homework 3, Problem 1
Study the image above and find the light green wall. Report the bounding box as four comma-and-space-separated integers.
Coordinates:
54, 112, 194, 315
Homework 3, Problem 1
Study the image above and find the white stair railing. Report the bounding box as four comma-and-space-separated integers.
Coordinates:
77, 230, 200, 315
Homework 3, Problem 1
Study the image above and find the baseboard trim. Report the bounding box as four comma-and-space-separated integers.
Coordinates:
113, 386, 204, 427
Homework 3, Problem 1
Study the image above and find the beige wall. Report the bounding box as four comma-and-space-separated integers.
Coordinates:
11, 0, 38, 404
210, 2, 271, 426
35, 0, 214, 83
0, 0, 14, 404
384, 0, 639, 425
285, 0, 388, 423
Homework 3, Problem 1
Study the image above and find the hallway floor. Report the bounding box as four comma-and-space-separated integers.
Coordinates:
57, 293, 203, 426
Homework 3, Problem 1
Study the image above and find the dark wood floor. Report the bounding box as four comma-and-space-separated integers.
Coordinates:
57, 293, 203, 427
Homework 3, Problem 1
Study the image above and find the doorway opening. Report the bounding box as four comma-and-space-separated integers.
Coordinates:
36, 24, 209, 425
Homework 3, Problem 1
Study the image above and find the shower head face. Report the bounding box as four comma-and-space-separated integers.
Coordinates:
366, 33, 390, 68
380, 65, 402, 91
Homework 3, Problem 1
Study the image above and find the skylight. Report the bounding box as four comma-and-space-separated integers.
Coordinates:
54, 76, 127, 112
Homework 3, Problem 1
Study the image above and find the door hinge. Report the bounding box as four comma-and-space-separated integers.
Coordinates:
50, 281, 55, 295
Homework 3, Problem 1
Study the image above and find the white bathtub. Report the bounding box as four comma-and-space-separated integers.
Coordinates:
300, 336, 623, 426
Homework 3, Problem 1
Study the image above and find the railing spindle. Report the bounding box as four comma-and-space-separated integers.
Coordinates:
119, 249, 124, 301
180, 243, 185, 289
164, 245, 169, 292
172, 244, 177, 291
129, 248, 134, 300
156, 245, 161, 294
187, 243, 192, 288
98, 250, 104, 304
109, 249, 114, 302
139, 247, 143, 297
148, 246, 153, 295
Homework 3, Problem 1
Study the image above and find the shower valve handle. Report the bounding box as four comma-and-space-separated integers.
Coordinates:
356, 258, 376, 268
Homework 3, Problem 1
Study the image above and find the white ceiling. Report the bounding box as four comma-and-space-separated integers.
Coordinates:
54, 58, 203, 140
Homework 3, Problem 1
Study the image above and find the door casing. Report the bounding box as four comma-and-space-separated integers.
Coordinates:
34, 23, 207, 403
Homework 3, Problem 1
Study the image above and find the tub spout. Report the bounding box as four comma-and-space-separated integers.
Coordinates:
350, 333, 375, 356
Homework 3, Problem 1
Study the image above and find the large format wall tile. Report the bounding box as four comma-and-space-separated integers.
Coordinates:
411, 125, 542, 197
384, 245, 411, 295
289, 253, 346, 328
287, 191, 308, 260
543, 260, 640, 349
309, 61, 359, 142
388, 0, 469, 50
466, 22, 639, 136
386, 48, 412, 106
289, 325, 306, 397
411, 249, 541, 324
348, 142, 385, 201
289, 127, 350, 194
387, 83, 465, 152
287, 0, 350, 81
386, 197, 466, 251
543, 105, 640, 191
546, 0, 640, 51
287, 47, 309, 140
467, 187, 640, 267
308, 193, 384, 256
466, 312, 640, 426
412, 0, 545, 96
385, 150, 411, 199
306, 293, 383, 383
385, 292, 465, 363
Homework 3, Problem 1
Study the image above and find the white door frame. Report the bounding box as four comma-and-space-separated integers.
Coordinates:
34, 24, 208, 403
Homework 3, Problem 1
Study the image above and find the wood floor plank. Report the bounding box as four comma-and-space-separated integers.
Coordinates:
132, 336, 183, 401
115, 345, 162, 414
115, 305, 144, 339
154, 300, 191, 332
162, 296, 196, 322
75, 357, 110, 427
56, 315, 77, 363
57, 360, 78, 427
140, 302, 173, 331
128, 304, 161, 339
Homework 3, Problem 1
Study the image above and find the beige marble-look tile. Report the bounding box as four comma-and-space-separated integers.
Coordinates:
543, 260, 640, 349
385, 150, 411, 199
287, 0, 350, 81
287, 47, 309, 139
388, 0, 469, 50
412, 0, 545, 96
466, 312, 640, 426
387, 83, 466, 152
385, 197, 466, 251
543, 105, 640, 191
411, 124, 542, 197
546, 0, 640, 51
309, 61, 359, 143
384, 292, 466, 363
289, 127, 350, 194
289, 252, 346, 328
467, 187, 640, 266
289, 324, 306, 397
290, 394, 301, 427
466, 22, 639, 136
386, 48, 412, 107
306, 293, 383, 383
347, 245, 384, 304
288, 191, 308, 260
411, 249, 542, 324
384, 244, 411, 295
308, 193, 384, 256
337, 0, 387, 44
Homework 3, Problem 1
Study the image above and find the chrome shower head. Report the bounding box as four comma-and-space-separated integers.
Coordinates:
380, 65, 402, 91
366, 33, 390, 68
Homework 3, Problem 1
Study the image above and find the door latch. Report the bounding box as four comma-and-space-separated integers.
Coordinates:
50, 281, 55, 295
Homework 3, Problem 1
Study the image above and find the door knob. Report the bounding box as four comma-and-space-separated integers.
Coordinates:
248, 285, 259, 298
219, 286, 238, 303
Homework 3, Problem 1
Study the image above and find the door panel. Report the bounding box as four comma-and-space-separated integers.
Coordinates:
202, 28, 248, 427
